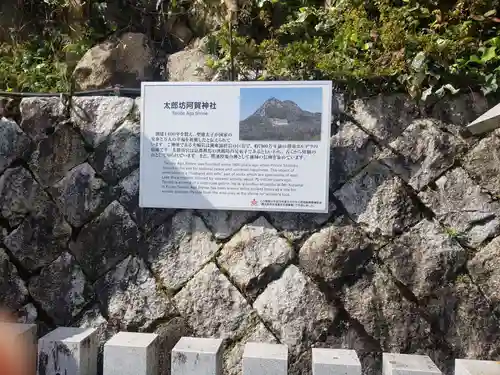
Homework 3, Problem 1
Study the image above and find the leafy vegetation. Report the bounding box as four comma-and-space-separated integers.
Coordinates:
0, 0, 110, 92
1, 0, 500, 100
208, 0, 500, 99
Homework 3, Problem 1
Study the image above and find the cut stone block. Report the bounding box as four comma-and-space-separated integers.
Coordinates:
173, 263, 258, 341
455, 359, 500, 375
253, 265, 336, 355
312, 348, 361, 375
103, 332, 159, 375
0, 323, 37, 375
37, 327, 98, 375
242, 342, 288, 375
171, 337, 223, 375
334, 161, 421, 237
383, 353, 442, 375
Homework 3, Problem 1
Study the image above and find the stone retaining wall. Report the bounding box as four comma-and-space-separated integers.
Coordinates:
1, 92, 500, 375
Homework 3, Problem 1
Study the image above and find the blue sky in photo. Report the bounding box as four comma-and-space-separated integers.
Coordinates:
239, 87, 323, 120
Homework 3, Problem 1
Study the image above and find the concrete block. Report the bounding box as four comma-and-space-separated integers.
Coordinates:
467, 102, 500, 135
242, 342, 288, 375
0, 323, 37, 375
455, 359, 500, 375
171, 337, 223, 375
383, 353, 442, 375
103, 332, 159, 375
37, 327, 98, 375
312, 348, 361, 375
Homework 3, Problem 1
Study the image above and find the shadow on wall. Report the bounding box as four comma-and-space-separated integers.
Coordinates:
0, 95, 202, 375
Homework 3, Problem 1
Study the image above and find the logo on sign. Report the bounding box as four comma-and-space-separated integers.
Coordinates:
251, 199, 258, 206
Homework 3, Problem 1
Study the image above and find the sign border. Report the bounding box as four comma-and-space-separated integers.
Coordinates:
139, 80, 333, 213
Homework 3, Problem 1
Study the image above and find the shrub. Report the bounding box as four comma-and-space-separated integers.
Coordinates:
210, 0, 500, 99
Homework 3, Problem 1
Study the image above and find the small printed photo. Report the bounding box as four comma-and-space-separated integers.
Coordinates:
238, 86, 323, 142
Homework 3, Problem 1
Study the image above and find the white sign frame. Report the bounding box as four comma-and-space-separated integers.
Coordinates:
139, 80, 332, 213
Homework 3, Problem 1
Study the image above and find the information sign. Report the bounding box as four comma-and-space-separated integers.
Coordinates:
139, 81, 332, 213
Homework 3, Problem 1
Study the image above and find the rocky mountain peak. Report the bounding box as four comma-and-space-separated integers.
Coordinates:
253, 97, 304, 120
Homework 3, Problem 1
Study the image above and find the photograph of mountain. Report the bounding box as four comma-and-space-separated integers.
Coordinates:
239, 87, 323, 142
